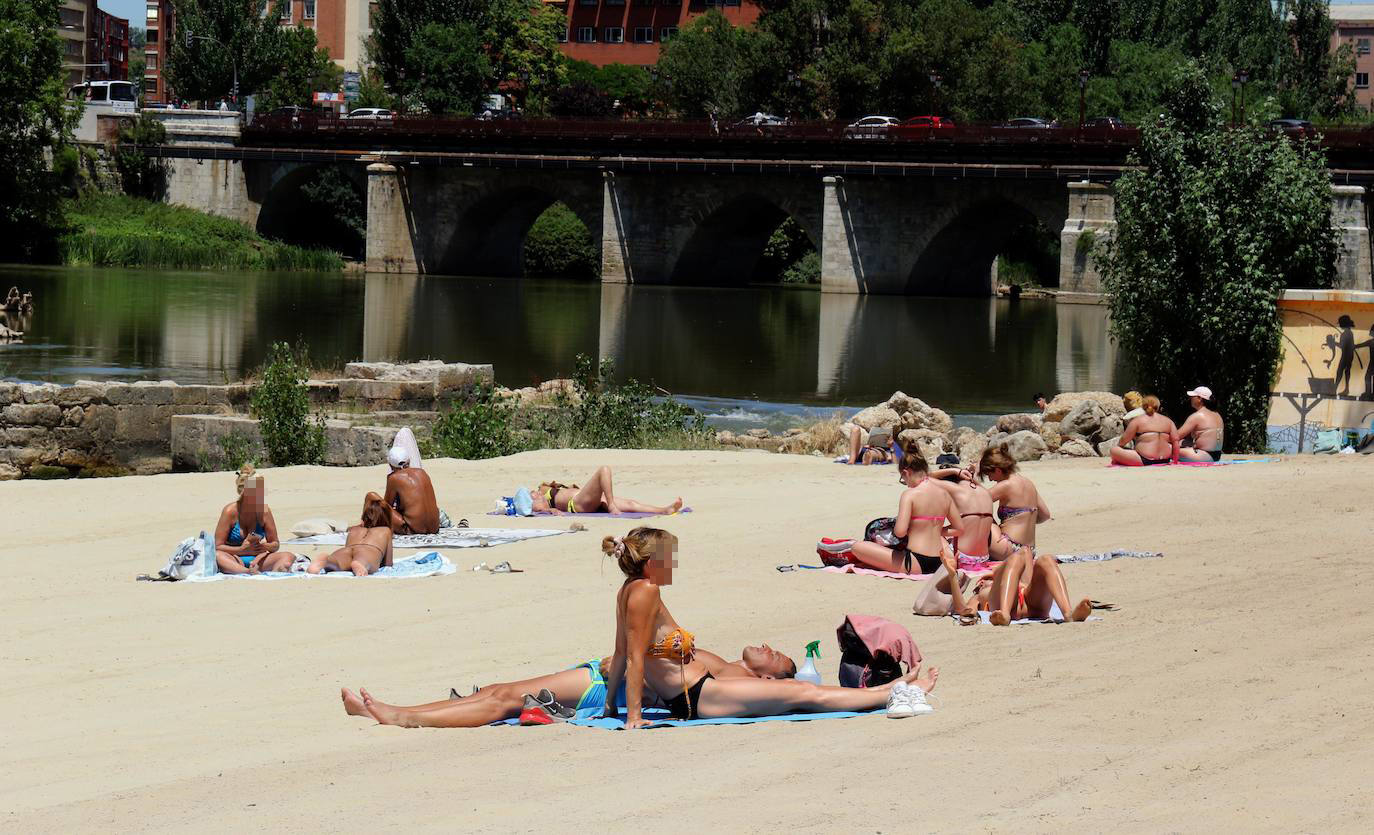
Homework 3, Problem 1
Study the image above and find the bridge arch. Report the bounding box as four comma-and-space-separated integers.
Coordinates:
669, 193, 822, 286
254, 163, 368, 259
434, 184, 601, 277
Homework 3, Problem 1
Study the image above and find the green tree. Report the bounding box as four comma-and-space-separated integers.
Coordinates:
166, 0, 290, 103
656, 11, 750, 117
522, 201, 598, 278
353, 67, 392, 109
0, 0, 76, 261
258, 26, 342, 110
115, 115, 169, 199
1281, 0, 1354, 119
251, 341, 326, 466
405, 22, 491, 115
1097, 63, 1339, 453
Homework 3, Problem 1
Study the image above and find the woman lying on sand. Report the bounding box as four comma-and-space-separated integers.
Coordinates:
530, 466, 683, 516
344, 643, 797, 728
848, 450, 962, 575
605, 527, 939, 725
306, 493, 393, 576
847, 425, 895, 465
213, 466, 297, 574
1109, 394, 1179, 466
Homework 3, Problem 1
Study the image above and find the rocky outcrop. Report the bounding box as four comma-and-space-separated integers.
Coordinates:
1043, 391, 1124, 423
996, 412, 1042, 434
850, 405, 901, 431
954, 426, 987, 465
1057, 437, 1098, 457
1002, 429, 1049, 461
1039, 420, 1062, 452
898, 428, 947, 463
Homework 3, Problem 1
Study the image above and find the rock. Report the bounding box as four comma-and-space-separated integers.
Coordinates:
56, 381, 108, 407
19, 382, 62, 403
0, 382, 17, 406
1097, 436, 1120, 457
0, 463, 19, 480
1001, 429, 1049, 462
783, 428, 805, 437
1097, 413, 1124, 443
986, 430, 1009, 450
955, 428, 988, 466
1058, 437, 1098, 457
1061, 400, 1107, 438
715, 430, 737, 444
2, 403, 62, 427
745, 428, 771, 439
62, 406, 83, 426
1039, 420, 1062, 452
884, 391, 923, 416
104, 381, 176, 406
1043, 391, 1123, 423
996, 412, 1043, 434
777, 432, 813, 454
851, 405, 900, 431
897, 428, 947, 464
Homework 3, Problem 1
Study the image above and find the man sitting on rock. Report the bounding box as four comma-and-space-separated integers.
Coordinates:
383, 446, 440, 535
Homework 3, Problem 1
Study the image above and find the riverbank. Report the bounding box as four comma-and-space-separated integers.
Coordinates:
58, 194, 343, 272
2, 450, 1369, 830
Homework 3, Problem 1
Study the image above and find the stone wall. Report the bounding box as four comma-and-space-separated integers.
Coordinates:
170, 415, 398, 471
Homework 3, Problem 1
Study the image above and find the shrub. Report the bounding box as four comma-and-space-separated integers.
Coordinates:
251, 342, 326, 466
427, 383, 526, 460
115, 115, 169, 200
522, 202, 599, 279
1075, 228, 1096, 261
544, 355, 713, 449
781, 250, 821, 284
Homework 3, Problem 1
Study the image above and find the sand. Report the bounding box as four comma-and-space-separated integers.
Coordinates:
2, 449, 1372, 832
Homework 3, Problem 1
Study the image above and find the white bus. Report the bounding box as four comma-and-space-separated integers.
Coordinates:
68, 80, 138, 114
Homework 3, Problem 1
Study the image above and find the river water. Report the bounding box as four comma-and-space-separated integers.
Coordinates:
0, 266, 1126, 427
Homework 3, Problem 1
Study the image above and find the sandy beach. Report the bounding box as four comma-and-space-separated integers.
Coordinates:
3, 449, 1372, 832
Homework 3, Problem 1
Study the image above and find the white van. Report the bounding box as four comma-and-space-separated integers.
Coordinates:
68, 80, 138, 114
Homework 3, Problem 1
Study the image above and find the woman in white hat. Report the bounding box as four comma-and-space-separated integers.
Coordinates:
1177, 386, 1224, 462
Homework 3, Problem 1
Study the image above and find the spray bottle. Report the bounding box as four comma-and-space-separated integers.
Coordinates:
796, 641, 822, 685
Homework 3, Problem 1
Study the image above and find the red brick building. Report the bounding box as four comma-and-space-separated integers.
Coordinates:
142, 0, 175, 103
558, 0, 762, 67
87, 4, 129, 81
1332, 4, 1374, 111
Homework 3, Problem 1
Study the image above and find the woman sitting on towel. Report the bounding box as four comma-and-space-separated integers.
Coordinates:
529, 465, 683, 516
1109, 394, 1179, 466
213, 466, 297, 574
847, 450, 962, 575
602, 527, 939, 726
979, 446, 1050, 564
343, 643, 798, 728
306, 493, 394, 576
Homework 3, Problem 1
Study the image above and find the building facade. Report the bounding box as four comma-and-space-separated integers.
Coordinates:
558, 0, 762, 67
277, 0, 374, 71
1332, 4, 1374, 111
88, 4, 130, 81
142, 0, 175, 103
59, 1, 88, 86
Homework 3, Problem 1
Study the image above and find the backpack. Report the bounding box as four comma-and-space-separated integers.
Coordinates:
159, 531, 218, 581
836, 615, 911, 688
1313, 428, 1343, 454
864, 517, 906, 549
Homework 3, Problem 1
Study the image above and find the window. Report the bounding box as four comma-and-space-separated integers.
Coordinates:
1359, 38, 1371, 55
147, 27, 158, 43
145, 76, 158, 93
576, 26, 594, 42
146, 6, 157, 21
280, 1, 292, 21
660, 26, 678, 40
61, 7, 84, 27
1358, 72, 1370, 89
604, 26, 624, 43
633, 27, 652, 43
304, 0, 315, 20
146, 52, 158, 70
579, 0, 596, 5
606, 0, 625, 4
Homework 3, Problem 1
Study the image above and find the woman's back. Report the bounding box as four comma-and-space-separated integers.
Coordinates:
902, 481, 954, 555
992, 474, 1040, 544
1130, 413, 1175, 459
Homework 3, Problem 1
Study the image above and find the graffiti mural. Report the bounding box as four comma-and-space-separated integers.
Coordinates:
1269, 291, 1374, 450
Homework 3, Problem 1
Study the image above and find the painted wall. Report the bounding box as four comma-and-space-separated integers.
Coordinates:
1269, 289, 1374, 449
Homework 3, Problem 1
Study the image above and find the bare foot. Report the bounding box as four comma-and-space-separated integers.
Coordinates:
903, 665, 940, 693
360, 687, 409, 727
341, 687, 368, 717
668, 497, 684, 514
989, 610, 1011, 626
1069, 598, 1093, 622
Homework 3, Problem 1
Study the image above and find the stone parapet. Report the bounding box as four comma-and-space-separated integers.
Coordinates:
171, 415, 399, 470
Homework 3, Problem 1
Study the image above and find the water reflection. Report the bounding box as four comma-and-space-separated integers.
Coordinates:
1, 266, 1123, 413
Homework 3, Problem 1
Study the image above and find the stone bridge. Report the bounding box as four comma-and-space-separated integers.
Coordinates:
160, 147, 1374, 295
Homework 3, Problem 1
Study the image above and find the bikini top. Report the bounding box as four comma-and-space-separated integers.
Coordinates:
227, 519, 266, 546
961, 511, 994, 519
648, 627, 696, 663
997, 505, 1034, 521
909, 514, 945, 522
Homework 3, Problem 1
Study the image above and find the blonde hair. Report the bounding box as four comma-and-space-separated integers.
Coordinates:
979, 446, 1018, 476
1142, 394, 1160, 416
235, 464, 259, 495
601, 527, 678, 578
1122, 391, 1143, 411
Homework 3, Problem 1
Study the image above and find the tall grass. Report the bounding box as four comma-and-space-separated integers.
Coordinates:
60, 194, 343, 271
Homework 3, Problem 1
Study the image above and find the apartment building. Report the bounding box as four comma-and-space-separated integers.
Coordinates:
277, 0, 374, 71
142, 0, 175, 103
59, 1, 88, 86
1333, 4, 1374, 110
88, 4, 130, 81
558, 0, 762, 67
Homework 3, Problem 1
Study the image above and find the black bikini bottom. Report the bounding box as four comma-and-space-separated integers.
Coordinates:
1140, 455, 1171, 466
903, 551, 943, 574
665, 672, 713, 720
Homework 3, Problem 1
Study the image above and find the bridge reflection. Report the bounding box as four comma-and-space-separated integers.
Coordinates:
362, 275, 1121, 411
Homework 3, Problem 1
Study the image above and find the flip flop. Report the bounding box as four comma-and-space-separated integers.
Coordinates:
956, 612, 980, 626
457, 518, 470, 528
490, 561, 524, 574
1090, 600, 1118, 610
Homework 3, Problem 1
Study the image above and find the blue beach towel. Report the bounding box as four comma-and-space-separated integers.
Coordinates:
500, 707, 883, 729
186, 551, 457, 582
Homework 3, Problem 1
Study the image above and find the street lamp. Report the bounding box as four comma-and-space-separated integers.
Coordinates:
1078, 69, 1090, 128
928, 72, 942, 116
1237, 69, 1250, 125
184, 30, 237, 109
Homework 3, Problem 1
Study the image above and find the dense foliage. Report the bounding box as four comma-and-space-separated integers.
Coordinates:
251, 342, 327, 466
167, 1, 292, 103
522, 202, 598, 278
758, 218, 819, 284
1098, 63, 1340, 453
0, 0, 75, 261
296, 167, 365, 259
114, 115, 170, 200
404, 22, 491, 115
428, 383, 525, 460
257, 25, 343, 111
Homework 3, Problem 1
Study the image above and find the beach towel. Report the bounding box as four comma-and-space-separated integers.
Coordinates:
185, 551, 457, 582
778, 549, 1162, 576
1055, 550, 1163, 564
952, 601, 1101, 625
500, 707, 883, 729
486, 508, 692, 520
1107, 457, 1278, 468
285, 527, 574, 548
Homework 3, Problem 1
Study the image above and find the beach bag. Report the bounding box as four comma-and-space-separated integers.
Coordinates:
913, 564, 978, 616
160, 531, 217, 581
864, 517, 905, 549
836, 615, 911, 688
1313, 428, 1342, 454
513, 487, 533, 516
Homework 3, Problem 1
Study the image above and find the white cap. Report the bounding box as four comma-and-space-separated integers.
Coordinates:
387, 446, 410, 469
1186, 386, 1212, 400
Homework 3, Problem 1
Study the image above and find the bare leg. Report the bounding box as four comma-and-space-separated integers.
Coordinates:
215, 549, 250, 574
849, 426, 864, 465
1025, 554, 1092, 622
988, 550, 1027, 625
345, 668, 595, 719
849, 541, 905, 572
260, 551, 297, 572
1177, 447, 1211, 462
697, 666, 939, 719
361, 685, 527, 728
1109, 446, 1143, 466
938, 545, 973, 615
574, 466, 613, 513
610, 496, 684, 515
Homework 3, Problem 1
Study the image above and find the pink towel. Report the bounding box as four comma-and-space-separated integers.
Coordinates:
842, 614, 922, 670
821, 564, 930, 581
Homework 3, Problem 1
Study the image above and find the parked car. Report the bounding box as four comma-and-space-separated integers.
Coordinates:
844, 115, 899, 138
1268, 118, 1316, 137
734, 112, 787, 127
997, 117, 1056, 129
899, 115, 955, 129
345, 107, 393, 120
1083, 116, 1127, 129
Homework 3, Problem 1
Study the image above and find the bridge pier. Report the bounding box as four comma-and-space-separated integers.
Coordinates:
1332, 185, 1372, 291
1057, 181, 1115, 296
366, 162, 422, 273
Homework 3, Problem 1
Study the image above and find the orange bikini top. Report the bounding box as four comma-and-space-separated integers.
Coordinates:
648, 627, 695, 663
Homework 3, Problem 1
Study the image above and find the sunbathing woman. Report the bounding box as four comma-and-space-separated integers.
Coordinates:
848, 450, 962, 575
979, 446, 1051, 584
603, 527, 939, 726
213, 466, 297, 574
1109, 394, 1179, 466
847, 425, 895, 465
345, 643, 797, 728
529, 465, 683, 516
980, 545, 1093, 625
306, 493, 394, 576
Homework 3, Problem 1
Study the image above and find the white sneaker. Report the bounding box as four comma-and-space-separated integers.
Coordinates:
886, 681, 916, 718
903, 684, 935, 716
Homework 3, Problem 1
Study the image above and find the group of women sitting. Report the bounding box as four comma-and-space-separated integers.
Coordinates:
1110, 389, 1225, 467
